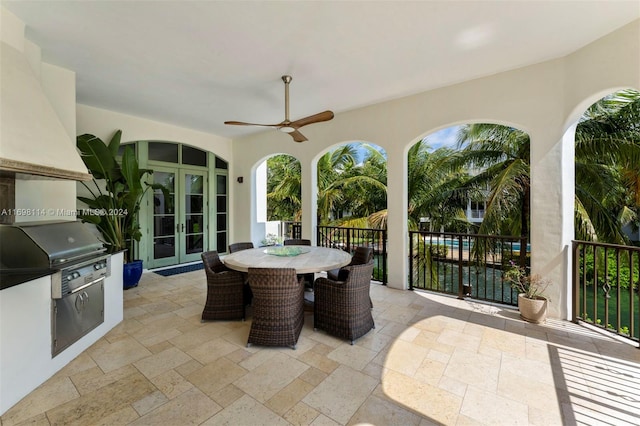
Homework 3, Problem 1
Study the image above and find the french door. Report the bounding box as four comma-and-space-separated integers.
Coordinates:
149, 166, 207, 268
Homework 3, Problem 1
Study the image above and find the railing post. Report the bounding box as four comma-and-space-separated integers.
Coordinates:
382, 229, 387, 285
409, 231, 414, 290
457, 235, 464, 299
572, 241, 579, 323
519, 236, 527, 268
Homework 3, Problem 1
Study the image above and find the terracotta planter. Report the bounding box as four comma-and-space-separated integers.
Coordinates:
517, 293, 547, 324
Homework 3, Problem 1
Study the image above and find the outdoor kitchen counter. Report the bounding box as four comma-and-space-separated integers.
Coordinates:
0, 268, 55, 290
0, 252, 124, 416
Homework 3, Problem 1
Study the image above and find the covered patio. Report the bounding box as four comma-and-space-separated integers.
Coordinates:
1, 2, 639, 423
2, 271, 638, 425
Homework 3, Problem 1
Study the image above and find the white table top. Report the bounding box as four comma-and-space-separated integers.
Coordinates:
222, 246, 351, 273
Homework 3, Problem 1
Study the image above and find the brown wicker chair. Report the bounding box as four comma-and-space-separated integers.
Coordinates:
327, 246, 374, 281
247, 268, 305, 349
229, 242, 254, 253
283, 239, 314, 287
201, 251, 248, 321
327, 246, 374, 308
283, 238, 311, 246
313, 261, 375, 344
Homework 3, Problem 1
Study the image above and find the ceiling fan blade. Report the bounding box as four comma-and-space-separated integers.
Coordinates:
224, 76, 333, 142
224, 120, 281, 127
289, 130, 308, 143
290, 110, 334, 128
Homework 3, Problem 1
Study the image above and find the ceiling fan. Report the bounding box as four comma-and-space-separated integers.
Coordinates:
224, 75, 334, 142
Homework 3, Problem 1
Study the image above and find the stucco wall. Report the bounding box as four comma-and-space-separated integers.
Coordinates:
75, 104, 236, 246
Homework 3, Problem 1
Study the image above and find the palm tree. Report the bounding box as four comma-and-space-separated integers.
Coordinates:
453, 124, 531, 240
575, 88, 640, 243
316, 144, 387, 226
265, 144, 387, 227
266, 154, 301, 221
330, 144, 387, 227
451, 89, 639, 245
316, 144, 358, 224
407, 140, 470, 232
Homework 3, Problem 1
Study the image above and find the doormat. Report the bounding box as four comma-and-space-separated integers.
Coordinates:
153, 263, 204, 277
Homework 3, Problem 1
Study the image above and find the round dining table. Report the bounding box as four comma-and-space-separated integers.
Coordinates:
222, 245, 351, 273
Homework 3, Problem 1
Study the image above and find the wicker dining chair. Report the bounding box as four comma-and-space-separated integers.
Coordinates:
246, 268, 305, 349
283, 239, 314, 287
201, 251, 249, 321
283, 238, 311, 246
313, 261, 375, 344
327, 246, 374, 308
229, 241, 254, 253
327, 246, 374, 281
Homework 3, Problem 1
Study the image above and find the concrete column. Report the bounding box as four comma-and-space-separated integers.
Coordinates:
529, 125, 575, 319
301, 157, 318, 244
386, 146, 409, 290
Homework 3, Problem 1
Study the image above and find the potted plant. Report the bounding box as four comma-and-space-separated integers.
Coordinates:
260, 233, 282, 247
76, 130, 161, 288
504, 261, 551, 324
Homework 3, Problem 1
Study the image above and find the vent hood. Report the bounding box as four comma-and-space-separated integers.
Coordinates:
0, 9, 90, 181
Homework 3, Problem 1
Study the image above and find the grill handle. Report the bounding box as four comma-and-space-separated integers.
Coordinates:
70, 277, 104, 295
52, 249, 106, 266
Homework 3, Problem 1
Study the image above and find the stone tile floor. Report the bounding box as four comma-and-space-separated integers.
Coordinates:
2, 270, 639, 425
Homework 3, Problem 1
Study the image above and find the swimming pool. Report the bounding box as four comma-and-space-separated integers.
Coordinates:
420, 236, 530, 252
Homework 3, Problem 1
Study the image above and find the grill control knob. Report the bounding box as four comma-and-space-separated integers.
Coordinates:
67, 275, 73, 281
94, 264, 100, 270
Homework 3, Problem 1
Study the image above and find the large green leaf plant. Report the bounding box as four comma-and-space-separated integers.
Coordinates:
77, 130, 160, 263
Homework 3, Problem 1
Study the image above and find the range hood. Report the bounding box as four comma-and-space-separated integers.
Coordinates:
0, 10, 90, 181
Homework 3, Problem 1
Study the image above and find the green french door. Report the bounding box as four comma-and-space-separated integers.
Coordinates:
150, 167, 207, 268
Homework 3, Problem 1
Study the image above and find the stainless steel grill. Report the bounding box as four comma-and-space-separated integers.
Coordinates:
0, 220, 111, 356
0, 220, 106, 269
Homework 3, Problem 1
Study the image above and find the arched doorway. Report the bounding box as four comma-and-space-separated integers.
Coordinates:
122, 141, 230, 268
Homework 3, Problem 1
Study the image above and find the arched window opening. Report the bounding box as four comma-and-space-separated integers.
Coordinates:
572, 88, 640, 344
259, 154, 302, 244
316, 142, 387, 229
409, 124, 532, 305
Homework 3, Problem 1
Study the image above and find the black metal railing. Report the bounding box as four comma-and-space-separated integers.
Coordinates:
282, 221, 301, 240
573, 240, 639, 346
316, 225, 387, 284
409, 231, 528, 305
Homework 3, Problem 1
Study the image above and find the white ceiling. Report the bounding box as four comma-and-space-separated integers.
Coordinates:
3, 1, 639, 140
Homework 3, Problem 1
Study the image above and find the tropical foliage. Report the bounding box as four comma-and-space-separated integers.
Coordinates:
266, 154, 301, 221
266, 144, 387, 227
264, 89, 639, 246
453, 124, 531, 239
575, 88, 640, 243
77, 130, 162, 262
407, 141, 470, 231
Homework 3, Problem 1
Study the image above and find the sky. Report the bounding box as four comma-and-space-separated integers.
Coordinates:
353, 125, 462, 162
423, 126, 461, 151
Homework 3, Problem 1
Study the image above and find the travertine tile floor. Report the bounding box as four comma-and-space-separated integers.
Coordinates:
2, 270, 639, 425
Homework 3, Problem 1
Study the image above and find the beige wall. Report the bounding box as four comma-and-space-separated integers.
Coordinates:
1, 8, 81, 222
231, 20, 640, 319
76, 104, 232, 158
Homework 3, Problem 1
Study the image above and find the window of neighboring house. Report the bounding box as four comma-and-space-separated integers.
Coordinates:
471, 200, 486, 219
